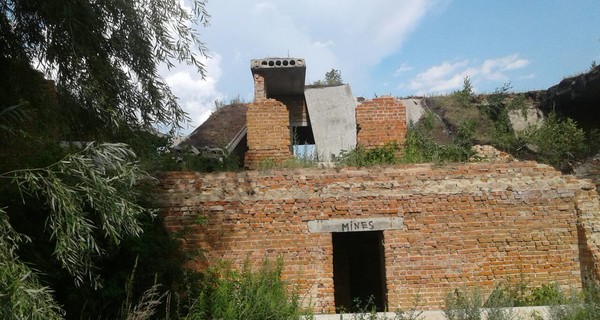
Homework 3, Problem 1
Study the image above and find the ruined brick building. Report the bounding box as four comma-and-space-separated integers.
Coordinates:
160, 58, 600, 314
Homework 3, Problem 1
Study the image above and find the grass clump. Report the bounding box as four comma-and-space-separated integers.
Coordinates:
545, 275, 600, 320
444, 287, 484, 320
186, 258, 311, 320
402, 111, 474, 164
338, 295, 424, 320
334, 111, 475, 167
334, 141, 401, 167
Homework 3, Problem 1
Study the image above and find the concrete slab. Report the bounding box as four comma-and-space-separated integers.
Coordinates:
307, 217, 405, 233
401, 98, 426, 125
311, 306, 550, 320
304, 84, 357, 163
251, 58, 306, 96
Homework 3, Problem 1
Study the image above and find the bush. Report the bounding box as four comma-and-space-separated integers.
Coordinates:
547, 276, 600, 320
452, 76, 475, 107
523, 112, 587, 169
401, 113, 474, 164
187, 258, 311, 320
334, 142, 400, 167
444, 287, 484, 320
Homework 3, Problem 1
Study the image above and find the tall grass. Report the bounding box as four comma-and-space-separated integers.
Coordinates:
186, 258, 312, 320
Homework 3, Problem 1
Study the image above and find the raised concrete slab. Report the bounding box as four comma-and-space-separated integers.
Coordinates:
311, 306, 551, 320
251, 58, 306, 95
304, 84, 357, 163
401, 98, 426, 125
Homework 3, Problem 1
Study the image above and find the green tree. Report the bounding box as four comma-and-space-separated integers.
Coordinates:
453, 76, 474, 106
0, 0, 209, 318
1, 0, 209, 131
313, 68, 343, 86
524, 112, 587, 168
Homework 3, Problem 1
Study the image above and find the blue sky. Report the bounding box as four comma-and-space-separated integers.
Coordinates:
164, 0, 600, 133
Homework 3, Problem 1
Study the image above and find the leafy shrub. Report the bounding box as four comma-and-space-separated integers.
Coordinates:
341, 295, 424, 320
453, 76, 475, 107
187, 258, 311, 320
523, 112, 587, 168
546, 275, 600, 320
444, 287, 483, 320
334, 142, 400, 167
401, 112, 474, 164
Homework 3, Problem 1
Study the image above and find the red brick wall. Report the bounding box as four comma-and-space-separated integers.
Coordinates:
356, 96, 407, 148
272, 95, 309, 127
159, 162, 600, 313
244, 99, 291, 169
253, 72, 266, 100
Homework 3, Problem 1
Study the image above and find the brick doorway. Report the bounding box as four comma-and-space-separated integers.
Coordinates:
332, 231, 387, 312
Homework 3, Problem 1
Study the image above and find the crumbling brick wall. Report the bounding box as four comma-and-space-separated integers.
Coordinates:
159, 162, 600, 313
253, 72, 266, 100
244, 98, 291, 169
356, 96, 407, 148
271, 95, 309, 127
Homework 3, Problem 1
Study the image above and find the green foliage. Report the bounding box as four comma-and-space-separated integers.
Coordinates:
540, 275, 600, 320
334, 142, 400, 167
485, 287, 520, 320
2, 143, 148, 287
586, 128, 600, 156
440, 278, 600, 320
444, 287, 484, 320
523, 112, 587, 168
401, 112, 474, 164
484, 277, 562, 308
48, 212, 202, 320
0, 0, 213, 318
1, 0, 209, 130
313, 68, 343, 86
152, 152, 241, 172
344, 295, 424, 320
453, 76, 475, 107
0, 143, 153, 318
335, 112, 474, 167
187, 258, 311, 320
0, 207, 64, 320
472, 83, 526, 154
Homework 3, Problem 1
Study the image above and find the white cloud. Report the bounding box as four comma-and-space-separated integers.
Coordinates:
199, 0, 446, 98
394, 63, 413, 75
251, 2, 276, 15
164, 53, 225, 134
405, 54, 531, 95
160, 0, 449, 133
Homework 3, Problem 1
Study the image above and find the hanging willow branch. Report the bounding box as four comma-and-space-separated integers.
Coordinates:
1, 143, 152, 288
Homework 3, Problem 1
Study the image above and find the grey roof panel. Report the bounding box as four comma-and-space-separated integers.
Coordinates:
304, 84, 357, 162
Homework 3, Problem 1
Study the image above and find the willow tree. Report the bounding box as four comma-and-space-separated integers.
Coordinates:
0, 0, 209, 318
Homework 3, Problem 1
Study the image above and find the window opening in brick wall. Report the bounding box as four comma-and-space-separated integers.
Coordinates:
333, 231, 387, 312
292, 126, 316, 160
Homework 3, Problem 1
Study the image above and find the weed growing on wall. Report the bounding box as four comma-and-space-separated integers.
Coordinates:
334, 142, 400, 167
453, 76, 475, 108
401, 112, 474, 164
522, 112, 587, 169
340, 295, 424, 320
444, 287, 484, 320
186, 258, 312, 320
545, 275, 600, 320
440, 277, 600, 320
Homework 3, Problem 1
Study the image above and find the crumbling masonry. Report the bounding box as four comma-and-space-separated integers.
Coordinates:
159, 58, 600, 313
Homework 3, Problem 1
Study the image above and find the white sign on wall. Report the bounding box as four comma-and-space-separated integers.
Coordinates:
307, 217, 405, 233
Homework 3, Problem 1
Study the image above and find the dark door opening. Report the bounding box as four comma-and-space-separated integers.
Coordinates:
333, 231, 387, 313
